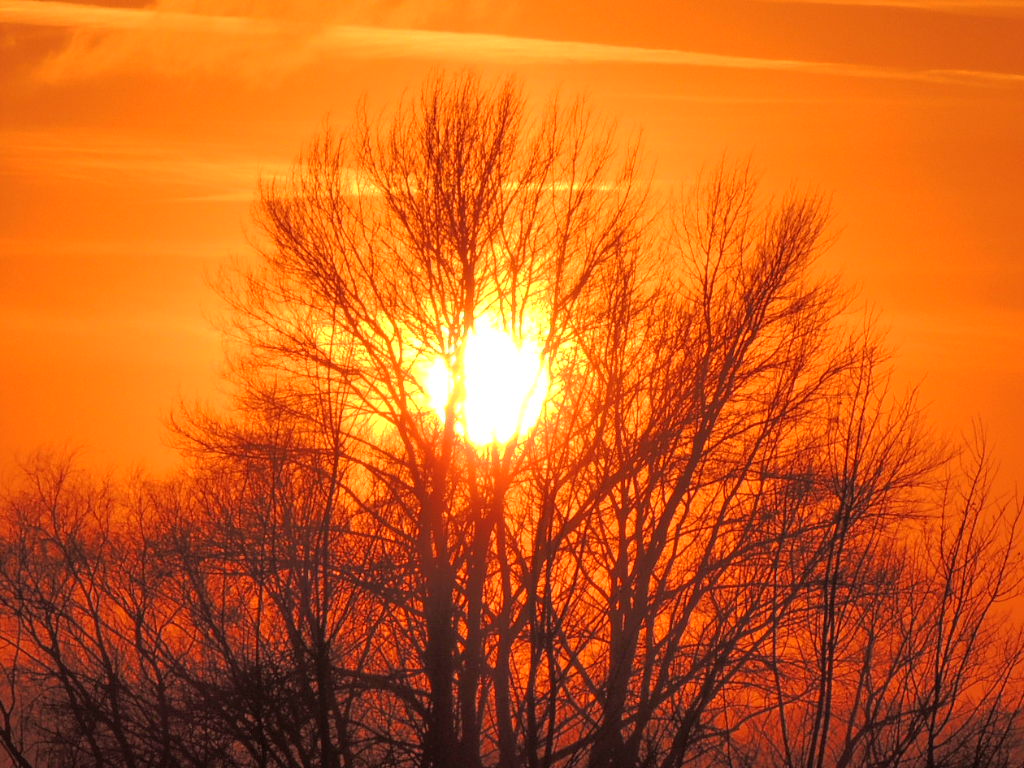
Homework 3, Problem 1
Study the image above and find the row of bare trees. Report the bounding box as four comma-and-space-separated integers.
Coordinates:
1, 75, 1022, 768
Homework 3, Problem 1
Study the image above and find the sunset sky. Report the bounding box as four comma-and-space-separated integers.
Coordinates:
2, 0, 1023, 482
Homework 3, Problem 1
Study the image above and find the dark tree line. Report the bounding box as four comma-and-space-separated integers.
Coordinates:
1, 75, 1022, 768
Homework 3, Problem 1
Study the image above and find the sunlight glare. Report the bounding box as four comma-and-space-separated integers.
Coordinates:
424, 318, 549, 447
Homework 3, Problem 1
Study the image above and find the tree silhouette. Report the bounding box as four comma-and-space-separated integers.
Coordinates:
1, 74, 1021, 768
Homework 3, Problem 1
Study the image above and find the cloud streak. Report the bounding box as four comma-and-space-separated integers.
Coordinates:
0, 130, 288, 200
313, 24, 1024, 87
3, 0, 1023, 87
0, 0, 268, 33
751, 0, 1024, 14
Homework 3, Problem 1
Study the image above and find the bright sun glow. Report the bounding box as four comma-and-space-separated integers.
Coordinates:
424, 318, 549, 447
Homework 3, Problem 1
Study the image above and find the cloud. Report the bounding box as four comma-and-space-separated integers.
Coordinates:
1, 0, 317, 82
750, 0, 1024, 13
3, 0, 1023, 88
310, 24, 1024, 87
0, 130, 289, 199
0, 0, 266, 33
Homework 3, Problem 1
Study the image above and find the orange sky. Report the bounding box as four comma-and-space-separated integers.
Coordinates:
1, 0, 1023, 485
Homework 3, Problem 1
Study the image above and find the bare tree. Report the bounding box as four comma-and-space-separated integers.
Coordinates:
0, 455, 207, 768
0, 74, 1021, 768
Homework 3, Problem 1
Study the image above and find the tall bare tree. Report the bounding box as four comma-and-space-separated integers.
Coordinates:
0, 74, 1020, 768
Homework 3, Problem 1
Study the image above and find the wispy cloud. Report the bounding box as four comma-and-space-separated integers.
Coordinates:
3, 0, 1023, 87
311, 24, 1024, 87
0, 0, 267, 33
0, 131, 288, 199
750, 0, 1024, 13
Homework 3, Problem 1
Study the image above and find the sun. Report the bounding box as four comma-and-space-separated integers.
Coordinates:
424, 317, 549, 447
